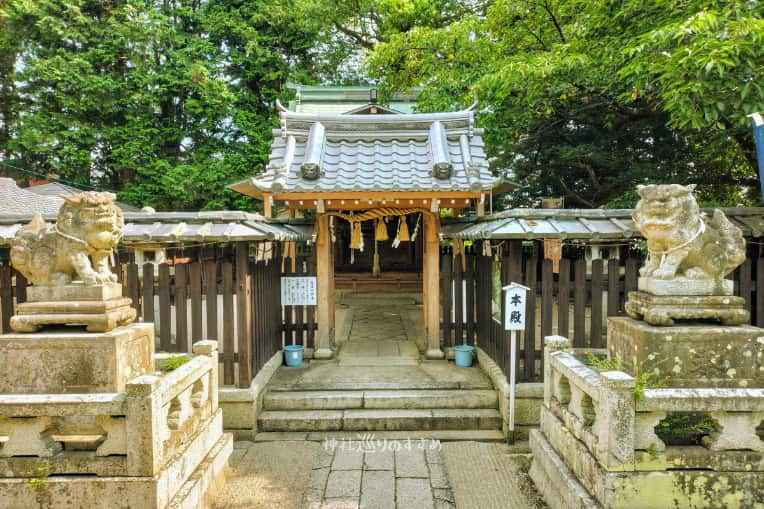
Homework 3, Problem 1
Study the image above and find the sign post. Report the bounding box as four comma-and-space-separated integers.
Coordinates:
503, 282, 529, 443
749, 112, 764, 203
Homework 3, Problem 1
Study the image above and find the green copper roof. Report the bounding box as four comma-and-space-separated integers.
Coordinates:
286, 83, 420, 114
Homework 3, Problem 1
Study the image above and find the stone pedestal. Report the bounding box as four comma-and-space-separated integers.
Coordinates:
0, 323, 154, 394
638, 276, 733, 296
10, 283, 136, 333
0, 337, 231, 509
625, 291, 749, 326
529, 337, 764, 509
607, 316, 764, 388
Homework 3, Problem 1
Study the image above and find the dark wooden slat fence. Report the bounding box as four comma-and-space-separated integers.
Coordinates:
0, 241, 286, 389
441, 240, 764, 383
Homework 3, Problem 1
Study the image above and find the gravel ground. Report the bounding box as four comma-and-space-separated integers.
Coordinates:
213, 440, 319, 509
441, 442, 546, 509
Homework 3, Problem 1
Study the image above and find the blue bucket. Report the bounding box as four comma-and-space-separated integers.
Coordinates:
284, 345, 304, 367
454, 345, 475, 368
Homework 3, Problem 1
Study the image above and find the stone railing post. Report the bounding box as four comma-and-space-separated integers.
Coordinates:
543, 335, 570, 408
597, 371, 636, 468
193, 340, 219, 411
126, 374, 162, 476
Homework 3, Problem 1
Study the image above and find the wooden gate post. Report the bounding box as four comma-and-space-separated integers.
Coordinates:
424, 212, 444, 359
315, 214, 335, 359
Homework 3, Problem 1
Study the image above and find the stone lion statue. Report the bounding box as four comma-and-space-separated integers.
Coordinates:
632, 184, 745, 281
11, 192, 124, 285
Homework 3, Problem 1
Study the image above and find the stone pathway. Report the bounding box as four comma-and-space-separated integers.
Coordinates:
337, 303, 421, 366
214, 439, 546, 509
302, 439, 454, 509
347, 305, 409, 342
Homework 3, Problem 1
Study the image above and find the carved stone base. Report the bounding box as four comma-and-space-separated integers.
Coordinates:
0, 322, 154, 393
27, 282, 124, 302
607, 316, 764, 388
11, 283, 135, 332
624, 291, 749, 326
638, 276, 733, 296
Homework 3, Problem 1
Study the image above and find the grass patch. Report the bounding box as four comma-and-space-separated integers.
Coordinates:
159, 355, 193, 372
583, 352, 668, 400
655, 413, 718, 446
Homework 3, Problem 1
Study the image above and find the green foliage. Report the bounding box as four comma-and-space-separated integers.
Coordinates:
655, 413, 718, 446
0, 0, 323, 210
583, 352, 668, 400
2, 0, 761, 209
360, 0, 763, 207
159, 354, 192, 372
26, 464, 50, 492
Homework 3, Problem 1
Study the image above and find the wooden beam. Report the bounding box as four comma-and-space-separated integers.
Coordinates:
263, 194, 272, 218
423, 211, 444, 359
274, 191, 482, 201
314, 214, 335, 359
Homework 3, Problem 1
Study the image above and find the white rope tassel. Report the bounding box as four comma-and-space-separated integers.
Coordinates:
483, 240, 492, 257
330, 216, 336, 243
410, 214, 422, 242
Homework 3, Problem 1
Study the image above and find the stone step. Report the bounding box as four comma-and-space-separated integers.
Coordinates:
337, 357, 420, 367
263, 389, 498, 411
257, 408, 502, 432
252, 430, 511, 444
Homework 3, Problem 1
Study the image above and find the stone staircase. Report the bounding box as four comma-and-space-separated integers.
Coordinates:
258, 385, 503, 437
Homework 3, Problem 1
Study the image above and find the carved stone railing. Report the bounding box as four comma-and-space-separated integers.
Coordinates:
635, 387, 764, 469
543, 336, 636, 469
542, 335, 764, 475
0, 340, 221, 481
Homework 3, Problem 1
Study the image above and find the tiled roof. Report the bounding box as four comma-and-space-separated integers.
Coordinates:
229, 107, 497, 197
0, 210, 305, 246
0, 178, 63, 215
26, 182, 140, 211
441, 208, 764, 240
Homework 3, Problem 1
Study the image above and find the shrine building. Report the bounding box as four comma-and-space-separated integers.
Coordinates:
228, 90, 504, 359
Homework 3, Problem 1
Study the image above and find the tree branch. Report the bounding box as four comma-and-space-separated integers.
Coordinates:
541, 1, 566, 44
333, 22, 376, 49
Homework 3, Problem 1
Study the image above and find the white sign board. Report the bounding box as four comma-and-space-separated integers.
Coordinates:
503, 282, 529, 331
281, 276, 317, 306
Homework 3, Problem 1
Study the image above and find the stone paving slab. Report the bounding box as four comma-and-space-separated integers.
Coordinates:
268, 363, 494, 391
254, 430, 507, 443
302, 440, 454, 509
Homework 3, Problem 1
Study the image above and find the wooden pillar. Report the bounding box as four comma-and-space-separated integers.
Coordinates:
314, 213, 335, 358
423, 212, 444, 359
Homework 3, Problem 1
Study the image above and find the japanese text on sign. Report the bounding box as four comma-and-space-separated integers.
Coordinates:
503, 282, 528, 331
281, 276, 317, 306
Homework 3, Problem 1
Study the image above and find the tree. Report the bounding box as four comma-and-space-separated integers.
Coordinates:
362, 0, 764, 207
0, 0, 321, 210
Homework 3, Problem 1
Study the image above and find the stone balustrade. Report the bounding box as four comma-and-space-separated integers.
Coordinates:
542, 335, 764, 475
635, 387, 764, 467
0, 340, 222, 482
543, 336, 636, 469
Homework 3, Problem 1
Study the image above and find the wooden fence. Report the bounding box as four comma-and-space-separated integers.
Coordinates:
281, 249, 318, 349
442, 240, 764, 383
0, 242, 284, 389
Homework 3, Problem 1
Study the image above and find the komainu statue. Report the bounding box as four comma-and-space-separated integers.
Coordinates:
11, 192, 124, 286
633, 184, 745, 283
